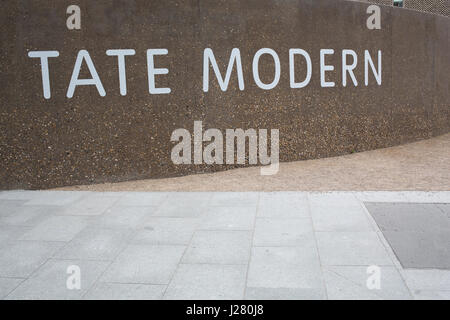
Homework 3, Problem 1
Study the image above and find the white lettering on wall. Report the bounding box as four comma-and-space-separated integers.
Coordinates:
320, 49, 335, 88
203, 48, 244, 92
28, 48, 383, 98
28, 50, 59, 99
365, 50, 382, 85
289, 49, 312, 89
106, 49, 136, 96
67, 50, 105, 98
342, 49, 358, 87
252, 48, 280, 90
147, 49, 171, 94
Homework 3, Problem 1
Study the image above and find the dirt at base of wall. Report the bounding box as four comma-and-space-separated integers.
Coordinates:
56, 133, 450, 192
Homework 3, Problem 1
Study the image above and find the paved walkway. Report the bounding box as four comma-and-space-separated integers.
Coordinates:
0, 191, 449, 300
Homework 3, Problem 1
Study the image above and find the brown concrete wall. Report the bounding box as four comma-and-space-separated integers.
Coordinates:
0, 0, 449, 190
351, 0, 394, 6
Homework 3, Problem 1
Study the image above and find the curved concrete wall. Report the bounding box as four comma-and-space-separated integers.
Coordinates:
0, 0, 448, 189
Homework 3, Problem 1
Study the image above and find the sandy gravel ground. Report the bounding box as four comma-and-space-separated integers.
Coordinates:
58, 133, 450, 192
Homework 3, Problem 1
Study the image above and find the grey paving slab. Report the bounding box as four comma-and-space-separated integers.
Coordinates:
154, 193, 211, 217
323, 266, 411, 300
0, 205, 58, 226
364, 203, 450, 232
309, 193, 360, 207
258, 192, 309, 218
84, 282, 166, 300
154, 204, 207, 218
58, 193, 122, 215
412, 290, 450, 300
209, 192, 259, 207
354, 192, 409, 203
316, 232, 393, 266
1, 190, 448, 300
165, 192, 212, 207
247, 247, 322, 289
0, 241, 65, 278
0, 226, 32, 248
0, 191, 47, 201
245, 287, 325, 300
0, 278, 24, 299
199, 206, 256, 231
182, 231, 252, 265
402, 192, 450, 203
100, 244, 185, 284
164, 264, 247, 300
0, 200, 27, 216
132, 217, 200, 245
23, 191, 89, 206
365, 203, 450, 269
402, 270, 450, 291
437, 204, 450, 218
253, 218, 315, 247
19, 216, 90, 242
54, 228, 133, 261
93, 205, 157, 229
5, 259, 109, 300
381, 231, 450, 269
114, 192, 168, 207
310, 201, 372, 232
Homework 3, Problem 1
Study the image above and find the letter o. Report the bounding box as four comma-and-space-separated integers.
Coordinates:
252, 48, 280, 90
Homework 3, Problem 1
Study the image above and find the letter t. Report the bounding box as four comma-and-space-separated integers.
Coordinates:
28, 51, 60, 99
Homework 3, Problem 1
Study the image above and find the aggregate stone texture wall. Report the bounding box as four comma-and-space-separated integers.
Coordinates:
0, 0, 449, 190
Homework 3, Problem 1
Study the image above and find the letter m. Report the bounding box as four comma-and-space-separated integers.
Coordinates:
203, 48, 244, 92
226, 128, 257, 165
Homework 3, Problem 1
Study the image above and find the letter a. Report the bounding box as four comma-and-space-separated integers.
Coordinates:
66, 5, 81, 30
66, 50, 106, 98
366, 5, 381, 30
